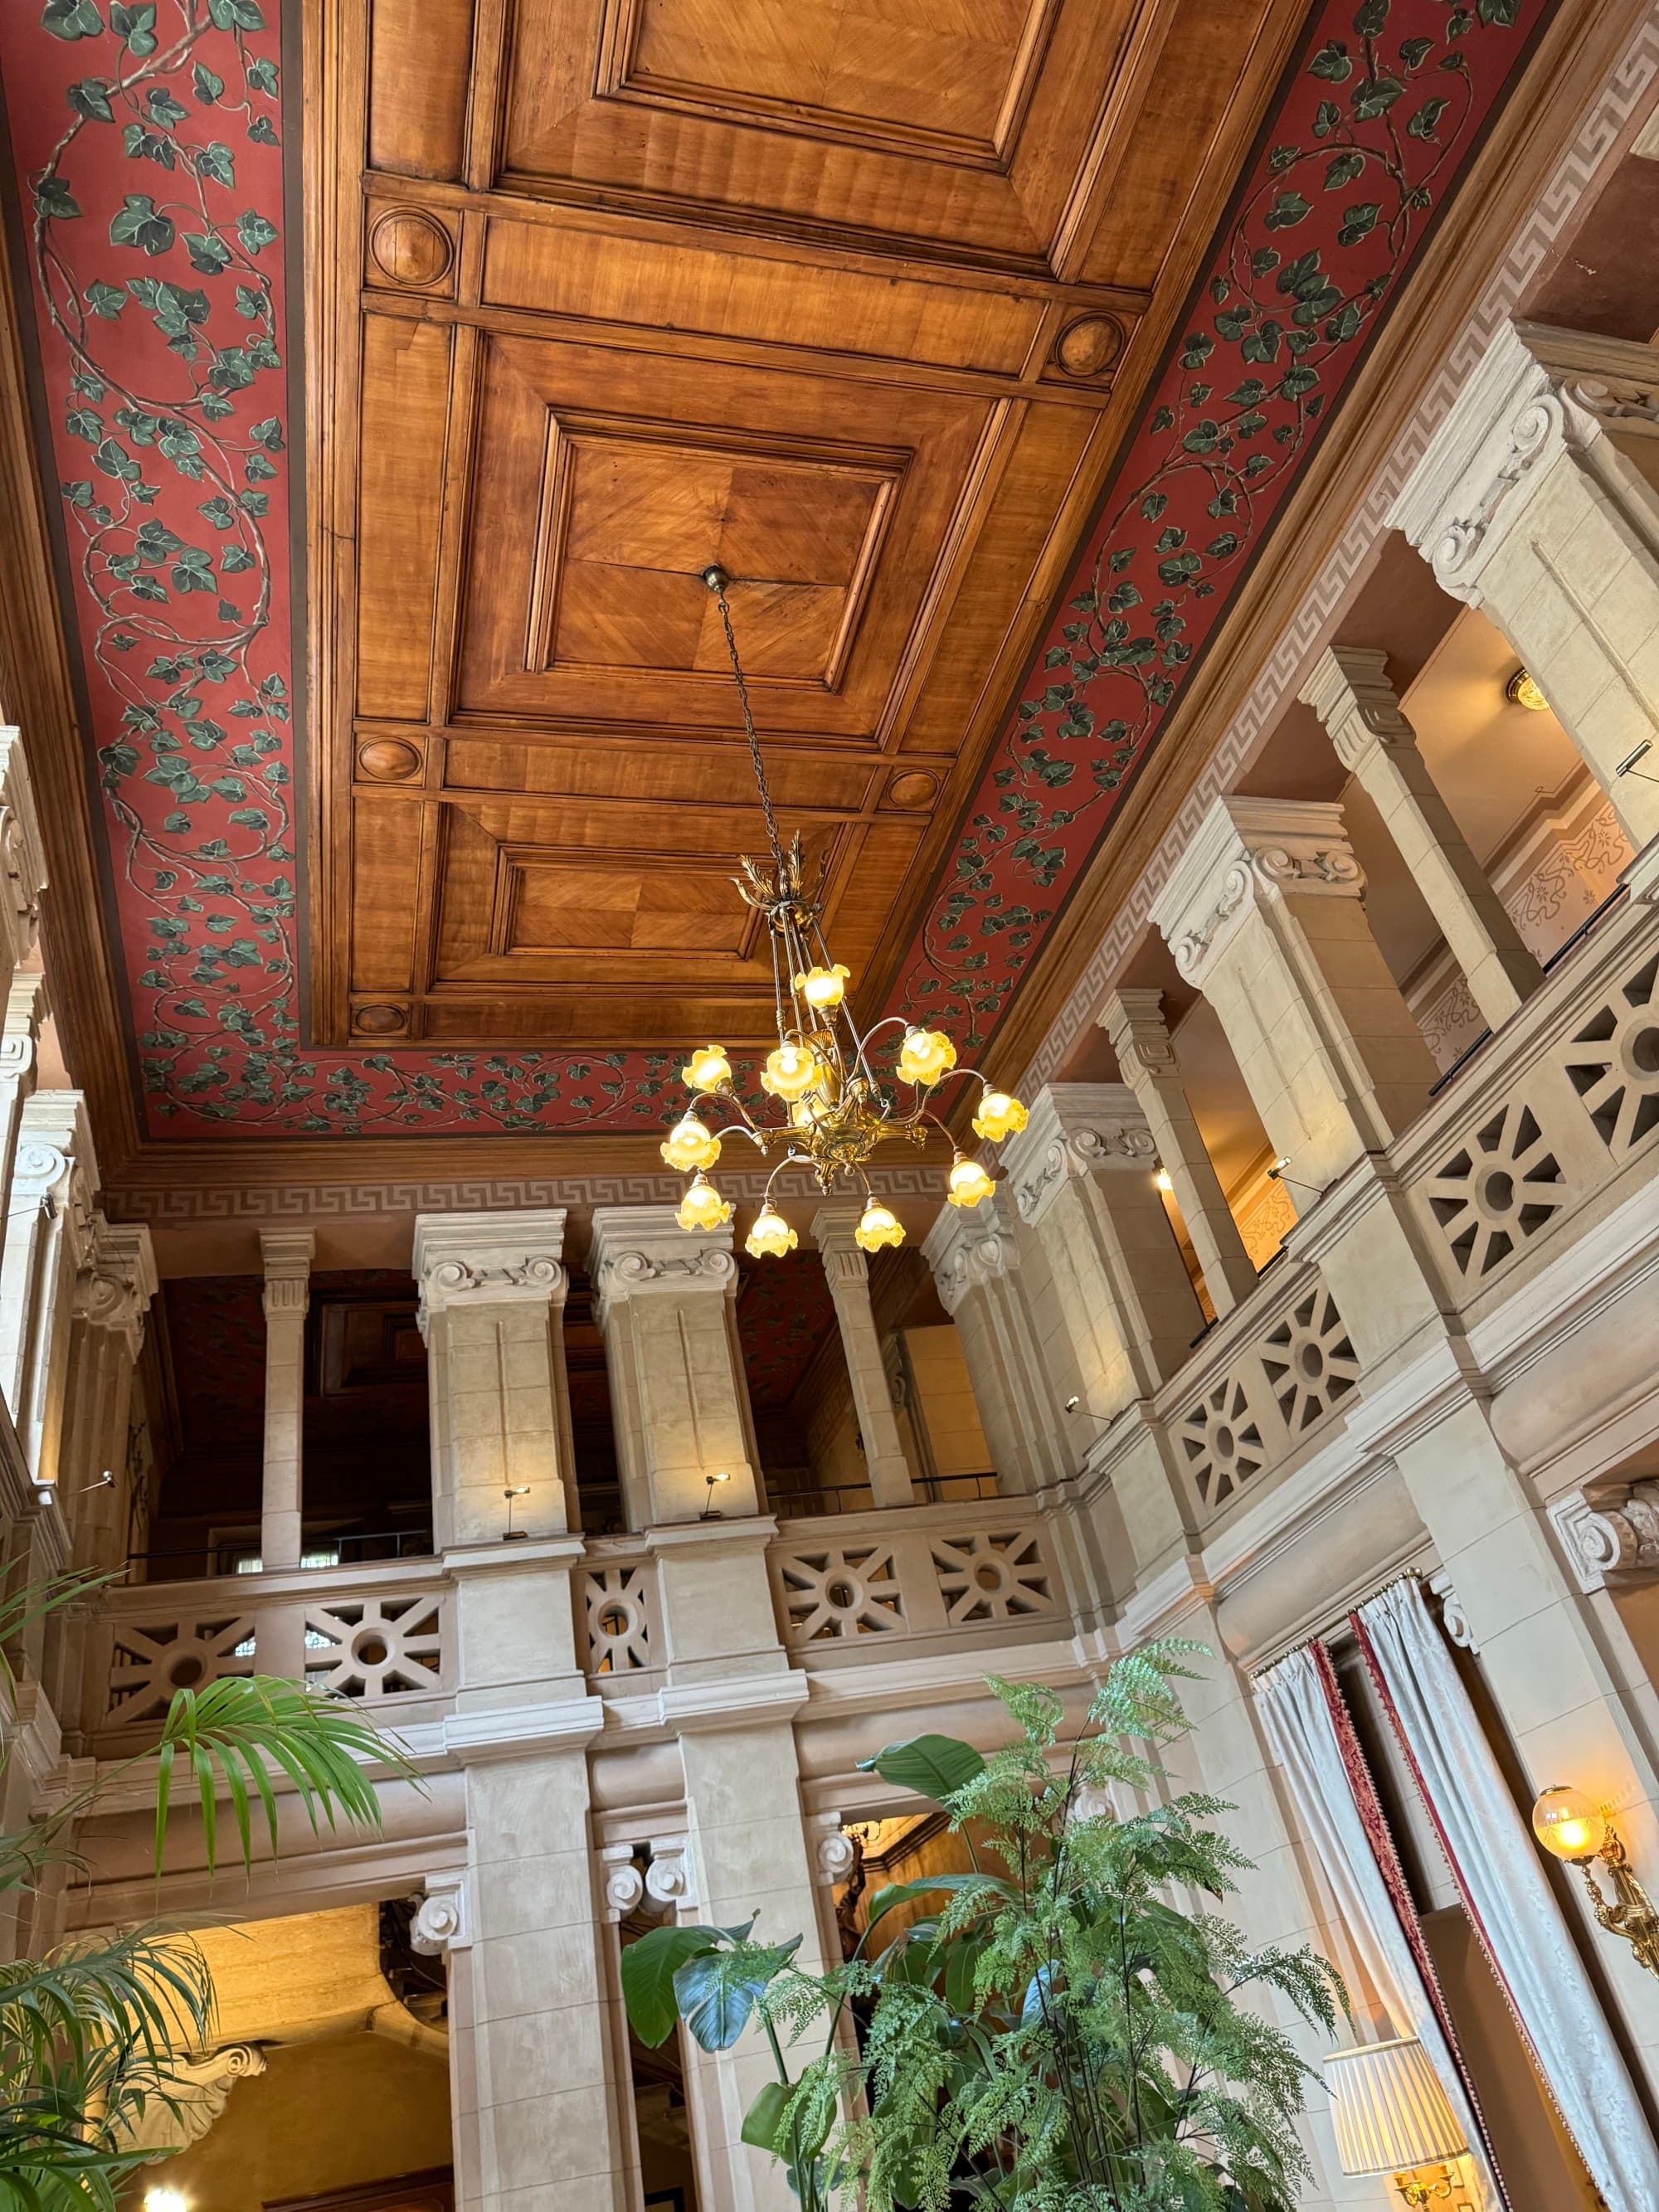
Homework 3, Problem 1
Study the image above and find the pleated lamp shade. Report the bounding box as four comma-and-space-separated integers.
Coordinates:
1322, 2037, 1469, 2176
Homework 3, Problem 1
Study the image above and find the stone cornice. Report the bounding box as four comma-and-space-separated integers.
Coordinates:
1147, 796, 1363, 987
412, 1207, 568, 1323
1000, 1082, 1158, 1226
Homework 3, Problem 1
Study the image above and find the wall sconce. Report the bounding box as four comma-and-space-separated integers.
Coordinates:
699, 1469, 732, 1522
1153, 1164, 1174, 1194
1531, 1784, 1659, 1976
502, 1484, 531, 1541
1322, 2037, 1472, 2207
1505, 666, 1547, 712
145, 2190, 189, 2212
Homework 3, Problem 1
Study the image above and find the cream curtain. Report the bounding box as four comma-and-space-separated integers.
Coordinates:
1255, 1642, 1503, 2210
1355, 1576, 1659, 2212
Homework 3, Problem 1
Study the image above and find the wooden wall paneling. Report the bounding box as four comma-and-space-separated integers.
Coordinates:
464, 0, 513, 193
354, 314, 453, 722
425, 321, 485, 734
367, 0, 476, 181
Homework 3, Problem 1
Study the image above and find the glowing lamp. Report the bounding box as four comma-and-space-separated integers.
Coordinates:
854, 1200, 904, 1253
794, 962, 849, 1011
660, 1114, 721, 1173
677, 1174, 732, 1234
144, 2194, 189, 2212
946, 1155, 996, 1210
1506, 667, 1547, 712
1531, 1784, 1608, 1864
897, 1028, 957, 1087
761, 1042, 821, 1101
971, 1089, 1028, 1141
745, 1206, 798, 1259
682, 1044, 733, 1094
1154, 1166, 1174, 1194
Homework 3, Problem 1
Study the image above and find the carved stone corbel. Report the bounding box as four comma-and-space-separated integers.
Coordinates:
1551, 1481, 1659, 1593
114, 2042, 267, 2154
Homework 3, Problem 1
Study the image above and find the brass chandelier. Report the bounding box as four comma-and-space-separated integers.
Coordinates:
663, 566, 1029, 1257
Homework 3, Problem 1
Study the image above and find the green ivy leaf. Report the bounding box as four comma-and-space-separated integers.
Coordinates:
93, 436, 139, 480
42, 0, 104, 40
35, 175, 81, 221
1477, 0, 1518, 20
236, 209, 279, 254
1311, 98, 1342, 138
193, 61, 224, 103
1407, 94, 1451, 140
1337, 201, 1380, 246
184, 229, 232, 275
1400, 35, 1433, 66
110, 192, 175, 255
1263, 190, 1310, 231
1309, 39, 1352, 80
210, 0, 265, 25
197, 141, 236, 187
1324, 149, 1365, 189
248, 114, 279, 146
84, 278, 125, 318
146, 86, 187, 126
246, 56, 279, 95
199, 495, 237, 529
1352, 74, 1404, 119
248, 416, 284, 450
110, 1, 157, 51
1352, 0, 1388, 34
67, 76, 114, 123
66, 407, 103, 441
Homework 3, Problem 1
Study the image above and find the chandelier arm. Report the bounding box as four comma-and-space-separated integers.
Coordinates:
706, 570, 787, 877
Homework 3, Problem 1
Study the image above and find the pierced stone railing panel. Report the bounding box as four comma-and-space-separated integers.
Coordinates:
108, 1607, 258, 1724
1158, 1261, 1359, 1519
301, 1592, 443, 1699
766, 1505, 1065, 1655
577, 1558, 658, 1675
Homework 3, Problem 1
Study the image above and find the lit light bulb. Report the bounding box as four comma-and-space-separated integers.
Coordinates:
145, 2192, 189, 2212
1154, 1165, 1174, 1194
790, 1092, 833, 1130
676, 1173, 732, 1234
1506, 667, 1547, 712
946, 1154, 995, 1209
682, 1044, 733, 1093
793, 962, 850, 1011
745, 1205, 798, 1259
897, 1028, 957, 1087
971, 1089, 1028, 1141
761, 1041, 821, 1101
1531, 1784, 1608, 1864
659, 1114, 721, 1172
854, 1200, 905, 1253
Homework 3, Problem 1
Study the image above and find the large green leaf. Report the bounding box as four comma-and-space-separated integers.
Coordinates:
620, 1923, 728, 2047
674, 1937, 800, 2053
865, 1873, 996, 1931
855, 1733, 985, 1805
741, 2079, 791, 2151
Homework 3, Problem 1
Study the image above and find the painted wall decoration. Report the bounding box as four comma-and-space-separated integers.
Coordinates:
0, 0, 1548, 1138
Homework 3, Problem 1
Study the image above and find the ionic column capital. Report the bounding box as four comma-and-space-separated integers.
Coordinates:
1146, 796, 1363, 989
75, 1217, 158, 1353
922, 1187, 1020, 1315
0, 971, 48, 1077
259, 1227, 314, 1318
0, 730, 47, 975
412, 1208, 568, 1329
1000, 1083, 1159, 1227
1388, 318, 1659, 602
1097, 986, 1183, 1083
586, 1204, 734, 1330
15, 1090, 99, 1267
1299, 644, 1416, 771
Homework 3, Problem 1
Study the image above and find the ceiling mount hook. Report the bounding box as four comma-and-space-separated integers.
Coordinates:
700, 564, 730, 592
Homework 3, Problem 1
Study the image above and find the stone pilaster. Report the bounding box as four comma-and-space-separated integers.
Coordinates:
1001, 1083, 1203, 1446
1388, 318, 1659, 874
1098, 988, 1258, 1315
1148, 797, 1437, 1194
0, 1091, 96, 1488
588, 1206, 759, 1529
923, 1189, 1067, 1495
0, 729, 47, 1009
0, 974, 46, 1243
810, 1203, 915, 1509
259, 1228, 314, 1573
414, 1209, 576, 1550
1301, 644, 1544, 1027
62, 1219, 156, 1573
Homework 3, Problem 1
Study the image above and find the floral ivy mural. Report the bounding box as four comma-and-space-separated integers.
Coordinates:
0, 0, 1546, 1137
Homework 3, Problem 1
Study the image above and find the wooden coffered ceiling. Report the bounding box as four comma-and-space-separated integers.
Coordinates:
313, 0, 1303, 1054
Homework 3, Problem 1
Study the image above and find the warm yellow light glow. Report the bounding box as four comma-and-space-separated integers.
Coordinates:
709, 1470, 731, 1484
761, 1041, 821, 1101
971, 1089, 1028, 1141
745, 1205, 798, 1259
946, 1155, 996, 1210
1154, 1166, 1174, 1194
682, 1044, 733, 1093
854, 1200, 905, 1252
1506, 667, 1547, 712
659, 1114, 721, 1172
676, 1173, 732, 1234
790, 1093, 832, 1130
1531, 1784, 1608, 1864
145, 2192, 189, 2212
793, 962, 850, 1011
897, 1027, 957, 1087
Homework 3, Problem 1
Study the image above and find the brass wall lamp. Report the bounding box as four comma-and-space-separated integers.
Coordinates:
1531, 1785, 1659, 1976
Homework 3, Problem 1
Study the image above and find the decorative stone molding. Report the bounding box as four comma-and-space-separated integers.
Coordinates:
75, 1217, 158, 1354
922, 1187, 1019, 1315
1147, 798, 1364, 989
0, 971, 46, 1082
645, 1836, 695, 1913
1550, 1481, 1659, 1592
413, 1208, 569, 1329
259, 1227, 314, 1316
410, 1867, 470, 1956
1000, 1083, 1159, 1227
0, 731, 47, 974
814, 1818, 858, 1886
1071, 1785, 1114, 1824
588, 1204, 737, 1329
1388, 319, 1659, 603
1426, 1570, 1478, 1651
601, 1842, 646, 1922
115, 2043, 266, 2154
1300, 643, 1418, 771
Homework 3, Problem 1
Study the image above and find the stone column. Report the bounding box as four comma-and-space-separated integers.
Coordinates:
589, 1206, 760, 1530
413, 1210, 577, 1550
1388, 318, 1659, 876
646, 1519, 818, 2212
0, 974, 46, 1241
0, 729, 47, 1017
258, 1229, 313, 1573
62, 1219, 157, 1573
1099, 988, 1258, 1316
1002, 1083, 1203, 1427
922, 1189, 1068, 1495
442, 1539, 627, 2212
0, 1091, 96, 1487
810, 1203, 915, 1510
1149, 798, 1438, 1196
1301, 644, 1545, 1028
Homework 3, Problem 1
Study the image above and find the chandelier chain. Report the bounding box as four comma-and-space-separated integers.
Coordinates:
709, 575, 786, 876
